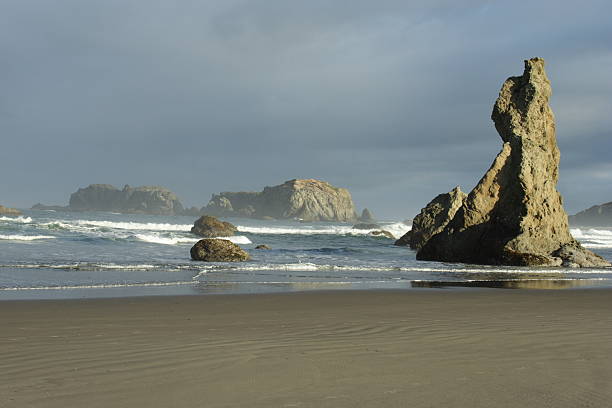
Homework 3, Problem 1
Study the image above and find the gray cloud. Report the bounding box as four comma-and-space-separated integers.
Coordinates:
1, 0, 610, 217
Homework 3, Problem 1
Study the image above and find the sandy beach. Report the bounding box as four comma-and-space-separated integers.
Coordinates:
1, 289, 612, 407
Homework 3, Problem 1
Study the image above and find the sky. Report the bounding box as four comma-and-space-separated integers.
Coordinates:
1, 0, 611, 218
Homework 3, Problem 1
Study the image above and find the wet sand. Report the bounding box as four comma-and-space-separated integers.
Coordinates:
1, 289, 612, 407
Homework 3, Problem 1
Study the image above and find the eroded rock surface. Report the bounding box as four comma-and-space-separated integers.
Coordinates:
203, 179, 357, 222
190, 239, 250, 262
191, 215, 237, 238
416, 58, 610, 267
394, 187, 466, 249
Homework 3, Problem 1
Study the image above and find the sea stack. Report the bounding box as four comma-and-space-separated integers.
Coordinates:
69, 184, 184, 215
417, 58, 610, 267
203, 179, 358, 222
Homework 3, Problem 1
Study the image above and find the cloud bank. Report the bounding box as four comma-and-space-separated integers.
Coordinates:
1, 0, 610, 217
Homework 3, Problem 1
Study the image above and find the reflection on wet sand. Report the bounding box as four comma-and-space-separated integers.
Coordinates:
411, 279, 601, 289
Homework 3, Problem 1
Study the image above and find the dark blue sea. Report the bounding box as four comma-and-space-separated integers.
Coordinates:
1, 210, 611, 299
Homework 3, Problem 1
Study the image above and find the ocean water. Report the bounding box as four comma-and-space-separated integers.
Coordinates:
1, 210, 611, 299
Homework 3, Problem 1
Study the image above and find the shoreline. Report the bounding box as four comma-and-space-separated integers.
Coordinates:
1, 275, 611, 301
2, 289, 612, 407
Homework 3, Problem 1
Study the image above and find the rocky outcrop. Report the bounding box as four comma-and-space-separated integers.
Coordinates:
416, 58, 609, 267
191, 215, 237, 237
190, 239, 250, 262
68, 184, 184, 215
353, 222, 381, 230
31, 203, 68, 211
0, 205, 21, 216
358, 208, 376, 222
370, 230, 395, 239
203, 179, 358, 222
569, 202, 612, 227
394, 187, 466, 249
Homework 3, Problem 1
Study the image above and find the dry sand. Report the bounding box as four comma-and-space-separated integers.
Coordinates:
1, 289, 612, 407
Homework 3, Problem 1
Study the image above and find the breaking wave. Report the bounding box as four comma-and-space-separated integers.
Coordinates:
74, 220, 193, 231
236, 222, 410, 239
0, 216, 33, 223
571, 228, 612, 248
134, 234, 252, 245
0, 234, 55, 241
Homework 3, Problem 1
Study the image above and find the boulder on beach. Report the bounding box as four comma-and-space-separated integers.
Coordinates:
0, 205, 22, 216
415, 58, 610, 267
202, 179, 358, 222
394, 187, 466, 249
190, 239, 250, 262
191, 215, 237, 238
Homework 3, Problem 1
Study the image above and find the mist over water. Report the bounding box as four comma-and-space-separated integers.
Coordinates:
0, 210, 611, 299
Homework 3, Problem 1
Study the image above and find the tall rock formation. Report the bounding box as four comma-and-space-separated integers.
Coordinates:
69, 184, 184, 215
395, 187, 466, 249
203, 179, 358, 222
417, 58, 609, 267
569, 202, 612, 227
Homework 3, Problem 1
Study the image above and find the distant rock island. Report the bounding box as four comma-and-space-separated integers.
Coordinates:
406, 58, 609, 267
570, 202, 612, 226
0, 205, 22, 216
33, 184, 185, 216
203, 179, 358, 222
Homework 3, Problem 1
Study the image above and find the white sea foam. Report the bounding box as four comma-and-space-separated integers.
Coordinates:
224, 236, 252, 244
236, 222, 410, 238
0, 281, 196, 291
75, 220, 192, 231
135, 234, 199, 245
379, 222, 411, 239
0, 234, 55, 241
0, 216, 32, 223
191, 263, 612, 274
571, 228, 612, 248
135, 234, 252, 245
0, 262, 207, 271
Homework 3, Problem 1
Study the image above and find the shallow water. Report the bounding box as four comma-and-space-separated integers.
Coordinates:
1, 210, 611, 299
